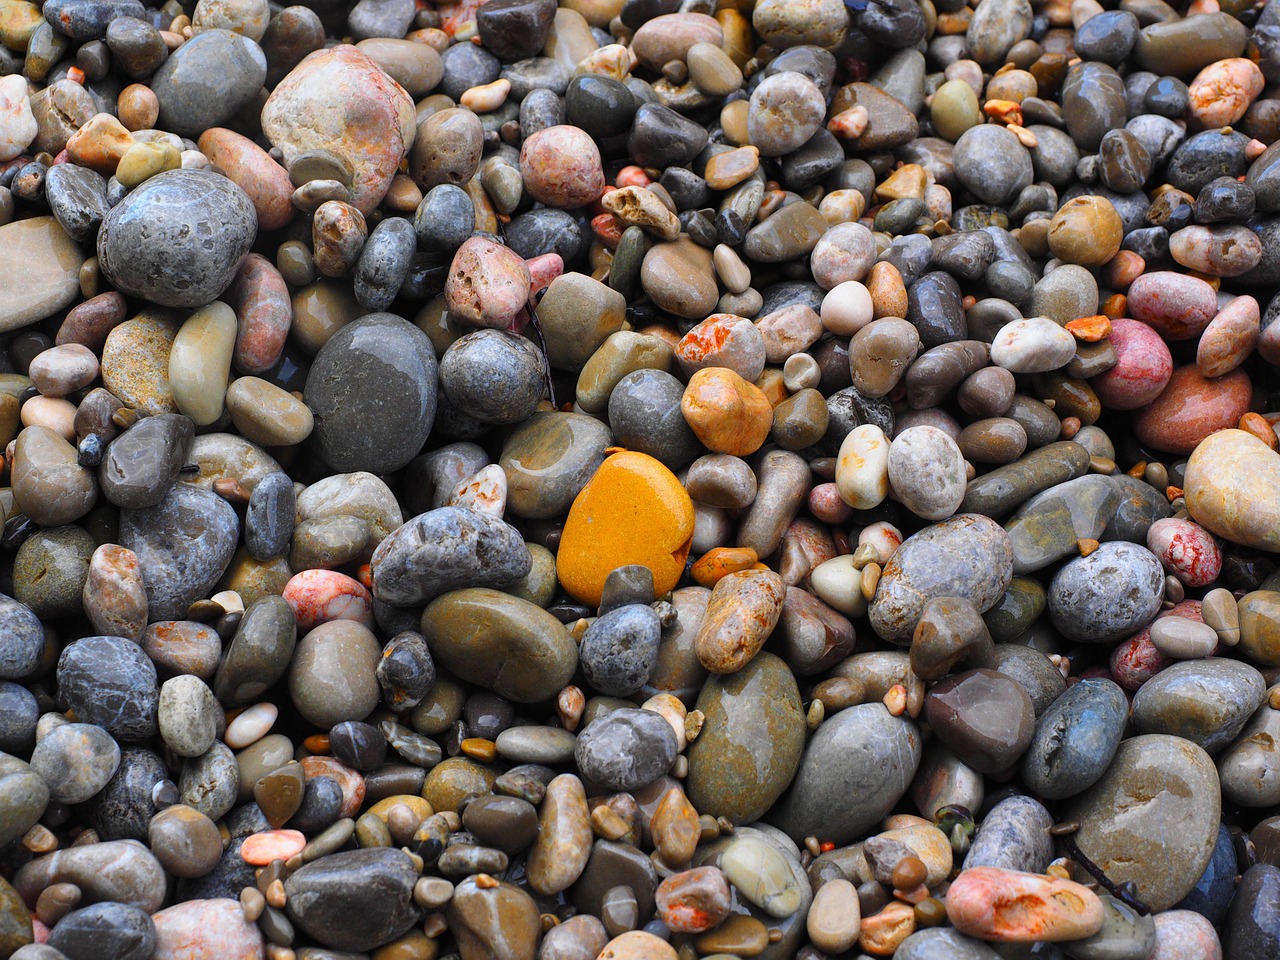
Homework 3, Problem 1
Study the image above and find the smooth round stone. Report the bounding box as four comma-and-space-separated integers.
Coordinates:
772, 703, 921, 845
887, 425, 965, 521
1067, 734, 1222, 912
213, 596, 296, 706
47, 902, 155, 960
720, 835, 802, 919
0, 218, 84, 333
953, 125, 1033, 206
579, 604, 662, 697
490, 727, 574, 767
1185, 431, 1280, 554
1224, 864, 1280, 960
609, 368, 704, 471
13, 525, 93, 619
284, 848, 420, 952
641, 237, 717, 321
12, 425, 97, 526
519, 125, 604, 208
499, 412, 611, 520
145, 29, 266, 137
97, 169, 256, 309
421, 588, 575, 703
56, 636, 158, 742
747, 71, 825, 157
896, 929, 1002, 960
30, 722, 120, 804
119, 483, 239, 622
1220, 694, 1280, 808
629, 103, 709, 169
288, 620, 380, 727
1021, 678, 1128, 800
44, 163, 107, 244
925, 669, 1034, 774
1132, 658, 1266, 753
1133, 366, 1251, 456
1048, 196, 1123, 267
0, 683, 37, 754
575, 707, 678, 791
682, 650, 802, 824
305, 313, 437, 474
870, 514, 1014, 643
0, 594, 43, 683
150, 898, 264, 960
1048, 541, 1164, 643
1128, 270, 1218, 340
439, 330, 545, 425
148, 804, 222, 880
1029, 263, 1099, 326
178, 742, 239, 821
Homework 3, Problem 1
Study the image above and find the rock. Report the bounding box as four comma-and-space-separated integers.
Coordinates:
148, 29, 266, 138
305, 312, 438, 474
56, 636, 157, 741
14, 841, 166, 914
0, 218, 83, 333
448, 876, 541, 960
946, 867, 1103, 942
771, 703, 920, 845
262, 45, 415, 214
869, 514, 1014, 643
1048, 541, 1164, 643
1185, 429, 1280, 551
421, 588, 576, 703
964, 795, 1053, 874
30, 722, 120, 803
685, 652, 805, 824
119, 483, 239, 622
284, 848, 420, 952
1020, 678, 1128, 799
150, 899, 264, 960
1132, 658, 1266, 753
1067, 734, 1222, 912
47, 902, 155, 960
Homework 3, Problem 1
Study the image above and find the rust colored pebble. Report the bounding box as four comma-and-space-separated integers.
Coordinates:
241, 830, 306, 865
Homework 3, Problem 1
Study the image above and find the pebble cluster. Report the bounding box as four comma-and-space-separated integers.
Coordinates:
2, 0, 1280, 956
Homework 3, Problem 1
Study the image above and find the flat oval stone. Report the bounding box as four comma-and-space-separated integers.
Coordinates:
1048, 541, 1164, 644
148, 29, 266, 137
284, 848, 420, 952
1020, 678, 1128, 800
499, 412, 611, 520
694, 569, 786, 675
421, 588, 576, 703
870, 514, 1014, 644
13, 840, 166, 915
887, 425, 966, 521
288, 619, 380, 727
963, 794, 1053, 875
686, 652, 804, 825
771, 703, 921, 845
305, 312, 438, 474
526, 773, 592, 895
12, 425, 97, 526
1132, 658, 1267, 753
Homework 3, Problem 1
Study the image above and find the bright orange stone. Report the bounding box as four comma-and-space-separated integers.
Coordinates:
680, 367, 773, 456
691, 546, 759, 588
557, 451, 695, 607
1065, 315, 1111, 342
240, 829, 306, 866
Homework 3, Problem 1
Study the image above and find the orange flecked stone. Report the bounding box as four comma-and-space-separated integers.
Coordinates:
691, 546, 759, 587
557, 451, 695, 607
945, 866, 1105, 942
240, 829, 306, 865
197, 128, 295, 231
680, 367, 773, 456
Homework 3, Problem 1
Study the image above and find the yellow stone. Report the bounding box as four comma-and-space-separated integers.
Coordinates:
875, 163, 927, 201
114, 140, 182, 189
366, 795, 434, 824
1185, 429, 1280, 552
703, 145, 760, 191
557, 450, 695, 607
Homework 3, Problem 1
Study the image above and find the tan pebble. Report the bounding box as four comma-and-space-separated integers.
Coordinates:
460, 78, 511, 112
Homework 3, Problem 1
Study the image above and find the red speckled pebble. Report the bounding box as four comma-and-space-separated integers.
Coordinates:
283, 568, 375, 632
519, 125, 605, 208
1147, 517, 1224, 588
655, 866, 732, 933
227, 253, 292, 375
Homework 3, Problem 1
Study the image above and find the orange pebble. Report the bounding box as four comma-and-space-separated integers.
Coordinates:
691, 547, 760, 587
240, 830, 306, 866
1065, 315, 1111, 342
1059, 416, 1081, 439
1102, 294, 1127, 319
302, 734, 330, 753
461, 738, 497, 762
591, 213, 623, 249
681, 368, 774, 457
615, 165, 652, 188
1103, 250, 1144, 288
1239, 412, 1279, 450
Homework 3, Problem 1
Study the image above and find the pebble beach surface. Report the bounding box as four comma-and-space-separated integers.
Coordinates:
2, 0, 1280, 957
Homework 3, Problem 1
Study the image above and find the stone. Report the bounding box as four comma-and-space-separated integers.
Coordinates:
1067, 735, 1222, 912
1185, 430, 1280, 552
285, 848, 420, 951
0, 217, 83, 334
946, 867, 1104, 942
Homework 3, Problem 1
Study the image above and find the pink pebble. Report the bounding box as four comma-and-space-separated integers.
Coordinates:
240, 829, 306, 866
526, 252, 564, 297
1196, 294, 1259, 380
1090, 318, 1172, 411
283, 569, 375, 632
1149, 909, 1222, 960
809, 482, 853, 524
1126, 271, 1218, 340
1147, 517, 1223, 588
